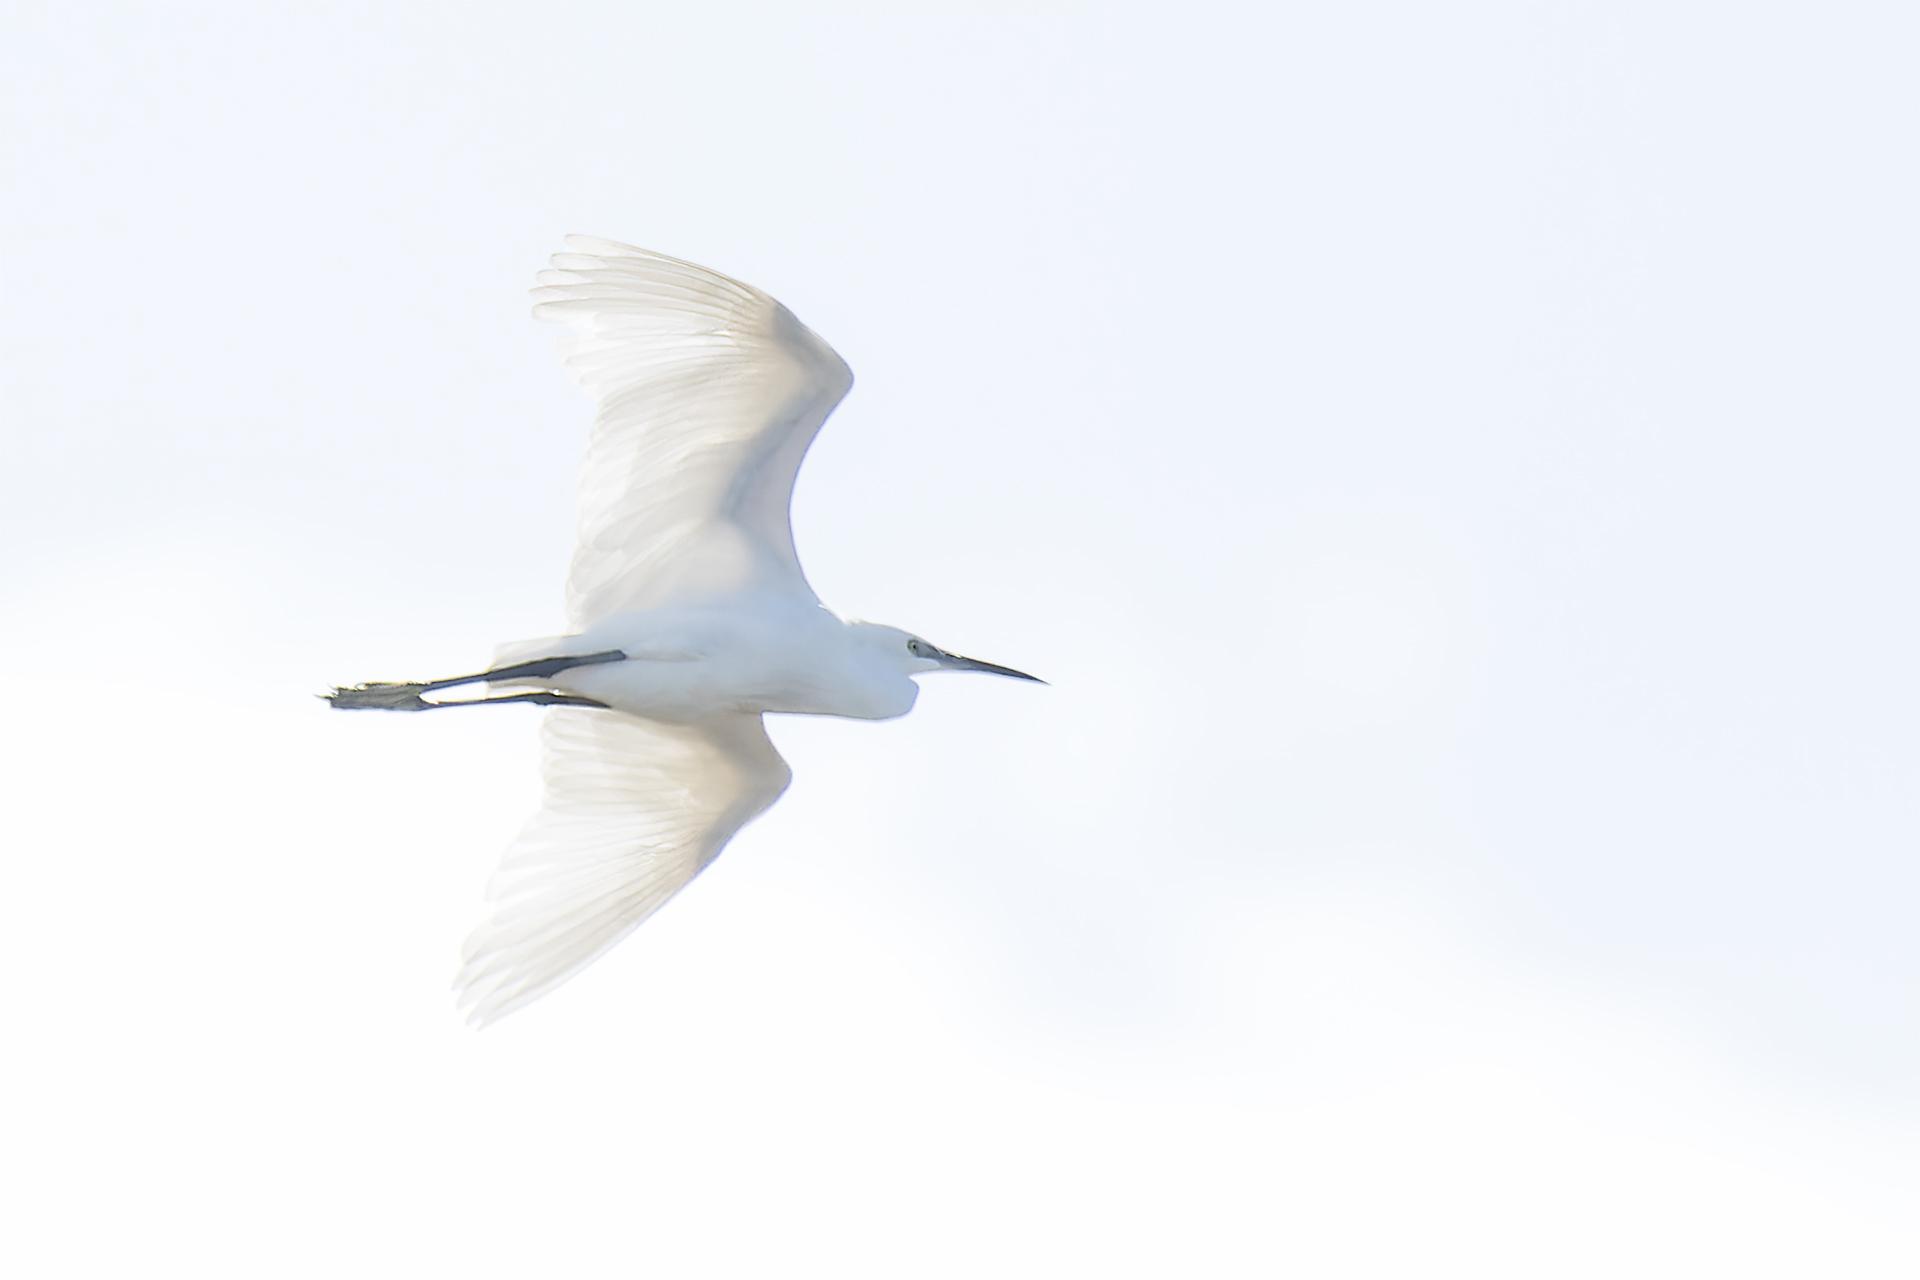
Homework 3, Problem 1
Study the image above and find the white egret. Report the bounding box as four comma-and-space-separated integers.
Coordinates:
329, 236, 1040, 1025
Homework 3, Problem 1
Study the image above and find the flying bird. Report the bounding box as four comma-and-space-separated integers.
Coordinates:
329, 236, 1041, 1026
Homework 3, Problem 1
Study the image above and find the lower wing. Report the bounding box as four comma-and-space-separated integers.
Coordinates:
454, 707, 791, 1026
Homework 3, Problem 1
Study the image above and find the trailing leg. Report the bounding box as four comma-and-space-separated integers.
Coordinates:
323, 685, 611, 711
324, 649, 626, 711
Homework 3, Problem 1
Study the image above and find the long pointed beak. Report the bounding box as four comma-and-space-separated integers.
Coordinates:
936, 651, 1046, 683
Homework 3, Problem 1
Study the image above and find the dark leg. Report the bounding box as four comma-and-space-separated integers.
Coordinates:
324, 687, 611, 711
427, 691, 612, 709
421, 648, 627, 694
324, 649, 627, 711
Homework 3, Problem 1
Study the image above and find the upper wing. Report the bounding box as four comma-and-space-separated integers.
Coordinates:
454, 708, 792, 1026
532, 236, 854, 626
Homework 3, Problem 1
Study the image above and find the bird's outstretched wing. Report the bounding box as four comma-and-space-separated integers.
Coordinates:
455, 708, 791, 1026
532, 235, 854, 625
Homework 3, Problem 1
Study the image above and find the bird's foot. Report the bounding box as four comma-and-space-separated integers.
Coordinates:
323, 681, 432, 711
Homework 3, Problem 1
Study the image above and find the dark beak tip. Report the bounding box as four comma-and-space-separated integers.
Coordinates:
944, 653, 1045, 684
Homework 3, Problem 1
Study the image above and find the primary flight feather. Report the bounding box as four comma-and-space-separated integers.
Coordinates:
329, 236, 1040, 1025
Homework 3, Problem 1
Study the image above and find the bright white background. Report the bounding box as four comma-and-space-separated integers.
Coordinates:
3, 2, 1915, 1275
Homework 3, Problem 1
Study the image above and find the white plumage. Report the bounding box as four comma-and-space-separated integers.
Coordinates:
533, 236, 852, 622
330, 236, 1040, 1026
455, 708, 790, 1026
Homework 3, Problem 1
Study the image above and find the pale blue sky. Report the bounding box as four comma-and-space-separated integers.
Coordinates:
3, 2, 1916, 1275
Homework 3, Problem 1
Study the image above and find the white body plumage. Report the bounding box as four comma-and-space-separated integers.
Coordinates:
511, 604, 926, 723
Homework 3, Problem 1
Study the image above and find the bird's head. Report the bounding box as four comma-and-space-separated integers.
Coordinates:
850, 623, 1045, 683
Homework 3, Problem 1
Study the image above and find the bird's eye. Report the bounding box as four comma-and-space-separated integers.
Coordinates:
907, 639, 924, 656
